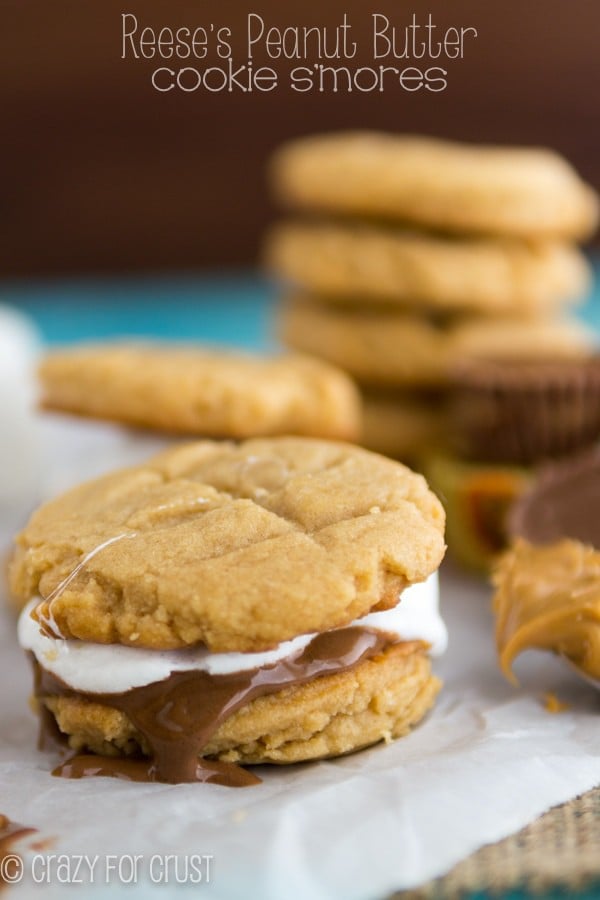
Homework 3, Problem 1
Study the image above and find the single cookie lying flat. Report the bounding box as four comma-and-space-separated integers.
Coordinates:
38, 344, 361, 441
270, 132, 598, 240
280, 301, 594, 388
15, 438, 447, 785
266, 221, 591, 315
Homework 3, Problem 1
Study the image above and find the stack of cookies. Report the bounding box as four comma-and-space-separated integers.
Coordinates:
265, 132, 598, 462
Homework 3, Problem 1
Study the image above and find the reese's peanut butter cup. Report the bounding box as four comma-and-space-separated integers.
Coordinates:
508, 445, 600, 546
449, 356, 600, 465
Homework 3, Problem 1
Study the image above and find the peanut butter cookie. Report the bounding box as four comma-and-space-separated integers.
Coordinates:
41, 642, 440, 766
280, 302, 593, 388
266, 221, 591, 315
38, 344, 361, 441
361, 392, 444, 460
270, 132, 598, 240
11, 438, 445, 651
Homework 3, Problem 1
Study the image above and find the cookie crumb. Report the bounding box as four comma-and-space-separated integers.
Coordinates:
231, 809, 248, 824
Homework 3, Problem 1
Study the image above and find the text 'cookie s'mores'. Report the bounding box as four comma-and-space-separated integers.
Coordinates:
12, 438, 447, 787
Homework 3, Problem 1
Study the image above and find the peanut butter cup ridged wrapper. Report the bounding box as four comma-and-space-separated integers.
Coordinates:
449, 356, 600, 465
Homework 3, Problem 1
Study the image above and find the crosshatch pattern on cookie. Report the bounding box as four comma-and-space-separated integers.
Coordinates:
10, 438, 446, 653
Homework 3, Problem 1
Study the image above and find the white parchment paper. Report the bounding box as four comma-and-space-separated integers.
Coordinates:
1, 417, 599, 900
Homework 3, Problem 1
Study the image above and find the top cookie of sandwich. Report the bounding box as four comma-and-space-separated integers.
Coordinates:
270, 132, 599, 241
9, 438, 446, 652
38, 344, 361, 442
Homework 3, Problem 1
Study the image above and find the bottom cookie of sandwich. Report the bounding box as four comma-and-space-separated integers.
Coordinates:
34, 638, 439, 787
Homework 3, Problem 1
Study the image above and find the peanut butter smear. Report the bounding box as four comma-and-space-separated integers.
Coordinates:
493, 539, 600, 684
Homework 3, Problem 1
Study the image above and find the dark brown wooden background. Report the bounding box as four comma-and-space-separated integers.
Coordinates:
2, 0, 599, 276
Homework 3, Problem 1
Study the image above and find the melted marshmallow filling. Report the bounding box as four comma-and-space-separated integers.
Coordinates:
18, 572, 446, 694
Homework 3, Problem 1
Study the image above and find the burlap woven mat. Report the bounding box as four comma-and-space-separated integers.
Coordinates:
393, 785, 600, 898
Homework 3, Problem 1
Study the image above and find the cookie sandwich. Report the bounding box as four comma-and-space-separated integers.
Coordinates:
13, 438, 447, 786
493, 448, 600, 687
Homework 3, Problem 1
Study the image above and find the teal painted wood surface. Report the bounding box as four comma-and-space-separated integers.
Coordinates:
2, 260, 599, 345
0, 274, 277, 348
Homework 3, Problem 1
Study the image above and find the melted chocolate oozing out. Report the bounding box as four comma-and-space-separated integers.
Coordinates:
34, 627, 397, 787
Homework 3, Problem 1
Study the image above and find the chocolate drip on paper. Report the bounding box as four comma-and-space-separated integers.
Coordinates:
0, 815, 37, 889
